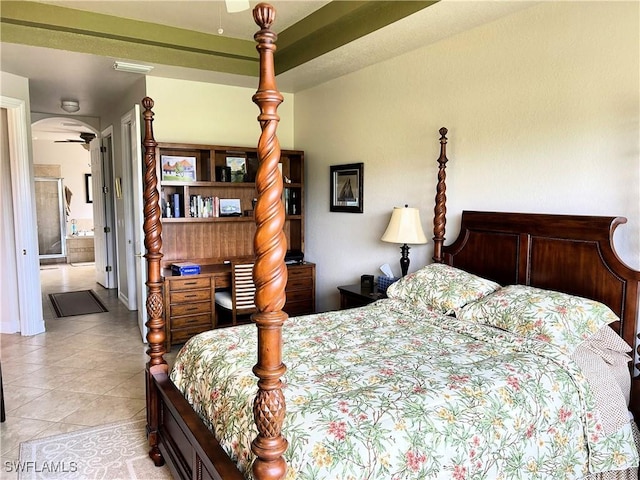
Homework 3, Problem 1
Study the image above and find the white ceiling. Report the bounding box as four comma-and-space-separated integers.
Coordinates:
1, 0, 538, 140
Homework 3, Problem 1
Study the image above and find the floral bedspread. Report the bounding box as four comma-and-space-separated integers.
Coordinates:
170, 299, 638, 479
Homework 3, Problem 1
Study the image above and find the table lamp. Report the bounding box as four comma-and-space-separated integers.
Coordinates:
381, 205, 427, 276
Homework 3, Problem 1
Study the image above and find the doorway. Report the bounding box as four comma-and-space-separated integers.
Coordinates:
34, 177, 66, 261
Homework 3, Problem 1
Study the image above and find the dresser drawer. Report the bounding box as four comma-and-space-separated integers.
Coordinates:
285, 288, 312, 303
170, 289, 211, 304
171, 313, 212, 329
287, 265, 313, 281
170, 302, 211, 317
169, 277, 211, 291
285, 276, 313, 292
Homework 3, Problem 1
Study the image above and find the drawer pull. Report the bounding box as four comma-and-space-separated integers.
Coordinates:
184, 294, 198, 298
183, 281, 197, 286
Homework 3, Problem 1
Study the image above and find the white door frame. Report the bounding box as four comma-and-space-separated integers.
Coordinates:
121, 105, 148, 341
1, 96, 44, 336
124, 106, 147, 341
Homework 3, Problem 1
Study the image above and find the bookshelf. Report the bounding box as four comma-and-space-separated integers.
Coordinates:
155, 142, 305, 266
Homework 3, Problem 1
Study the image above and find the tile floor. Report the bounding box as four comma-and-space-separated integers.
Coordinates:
0, 263, 176, 479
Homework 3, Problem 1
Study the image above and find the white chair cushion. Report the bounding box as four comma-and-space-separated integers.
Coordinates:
214, 290, 233, 310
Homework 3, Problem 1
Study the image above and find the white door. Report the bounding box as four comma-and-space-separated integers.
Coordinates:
91, 135, 110, 287
91, 132, 117, 289
1, 97, 44, 336
121, 105, 147, 341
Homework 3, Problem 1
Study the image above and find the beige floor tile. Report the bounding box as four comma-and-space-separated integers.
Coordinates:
0, 417, 55, 455
0, 448, 20, 480
11, 330, 76, 347
2, 385, 50, 415
6, 365, 86, 390
104, 372, 146, 399
0, 344, 44, 363
56, 369, 137, 395
3, 264, 154, 454
0, 363, 44, 384
9, 390, 100, 422
31, 421, 89, 439
60, 396, 146, 426
7, 346, 77, 366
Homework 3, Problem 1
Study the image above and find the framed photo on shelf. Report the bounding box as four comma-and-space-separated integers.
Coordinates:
161, 155, 197, 182
226, 156, 247, 183
330, 162, 363, 213
219, 198, 242, 216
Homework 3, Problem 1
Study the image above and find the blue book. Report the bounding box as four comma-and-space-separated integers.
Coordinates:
171, 262, 201, 276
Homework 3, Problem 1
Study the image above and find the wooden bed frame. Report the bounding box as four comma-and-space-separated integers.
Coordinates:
142, 4, 640, 480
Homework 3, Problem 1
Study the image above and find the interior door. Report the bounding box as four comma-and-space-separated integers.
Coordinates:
121, 105, 147, 341
90, 133, 115, 288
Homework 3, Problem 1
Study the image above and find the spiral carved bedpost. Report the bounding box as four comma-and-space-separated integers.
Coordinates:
251, 4, 289, 480
432, 127, 448, 263
141, 97, 167, 467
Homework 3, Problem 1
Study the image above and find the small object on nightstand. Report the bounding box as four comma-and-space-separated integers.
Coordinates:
361, 274, 374, 290
338, 283, 385, 310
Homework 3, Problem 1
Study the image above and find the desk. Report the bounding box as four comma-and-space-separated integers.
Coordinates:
163, 262, 315, 349
337, 283, 385, 309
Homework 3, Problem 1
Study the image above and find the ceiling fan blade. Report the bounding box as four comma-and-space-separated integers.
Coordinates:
54, 139, 84, 143
225, 0, 249, 13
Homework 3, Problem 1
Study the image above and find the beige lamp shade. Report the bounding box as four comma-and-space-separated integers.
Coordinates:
381, 206, 427, 245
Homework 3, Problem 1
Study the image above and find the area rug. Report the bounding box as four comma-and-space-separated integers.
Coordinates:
18, 418, 173, 480
48, 290, 108, 317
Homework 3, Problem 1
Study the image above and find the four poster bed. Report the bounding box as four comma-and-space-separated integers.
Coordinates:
143, 3, 640, 480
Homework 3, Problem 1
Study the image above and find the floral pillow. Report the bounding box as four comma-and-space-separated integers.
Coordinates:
385, 263, 501, 315
456, 284, 621, 354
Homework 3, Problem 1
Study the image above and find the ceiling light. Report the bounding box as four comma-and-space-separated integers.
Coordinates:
113, 61, 154, 74
61, 100, 80, 113
225, 0, 250, 13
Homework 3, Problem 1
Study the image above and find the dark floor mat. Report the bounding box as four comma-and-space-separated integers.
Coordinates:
49, 290, 108, 317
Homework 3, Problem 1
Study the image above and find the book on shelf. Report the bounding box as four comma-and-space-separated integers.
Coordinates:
171, 262, 201, 276
172, 193, 182, 218
189, 195, 219, 218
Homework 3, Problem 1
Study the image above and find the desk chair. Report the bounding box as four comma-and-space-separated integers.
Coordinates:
214, 262, 256, 326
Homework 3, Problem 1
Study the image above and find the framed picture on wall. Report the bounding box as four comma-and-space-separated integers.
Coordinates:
330, 163, 363, 213
161, 155, 197, 182
85, 173, 93, 203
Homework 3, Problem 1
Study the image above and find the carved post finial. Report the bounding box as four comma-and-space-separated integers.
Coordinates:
432, 127, 448, 263
250, 4, 289, 480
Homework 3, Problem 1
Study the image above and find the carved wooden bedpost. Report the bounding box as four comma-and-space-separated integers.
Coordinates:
251, 4, 288, 480
141, 97, 167, 467
432, 127, 448, 263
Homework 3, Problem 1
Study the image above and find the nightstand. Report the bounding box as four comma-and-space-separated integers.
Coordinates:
337, 283, 385, 310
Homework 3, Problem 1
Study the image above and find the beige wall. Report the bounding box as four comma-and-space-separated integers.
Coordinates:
295, 1, 640, 311
145, 77, 295, 149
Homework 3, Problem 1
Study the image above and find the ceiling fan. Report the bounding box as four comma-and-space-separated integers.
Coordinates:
54, 132, 96, 150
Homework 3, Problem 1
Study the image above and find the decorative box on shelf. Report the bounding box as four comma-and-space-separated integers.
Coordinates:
171, 262, 201, 276
377, 276, 400, 293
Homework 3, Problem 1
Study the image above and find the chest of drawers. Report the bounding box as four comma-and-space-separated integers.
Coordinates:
163, 262, 316, 350
163, 275, 215, 350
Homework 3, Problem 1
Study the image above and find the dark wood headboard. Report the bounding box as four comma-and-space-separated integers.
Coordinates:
441, 211, 640, 351
430, 127, 640, 420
